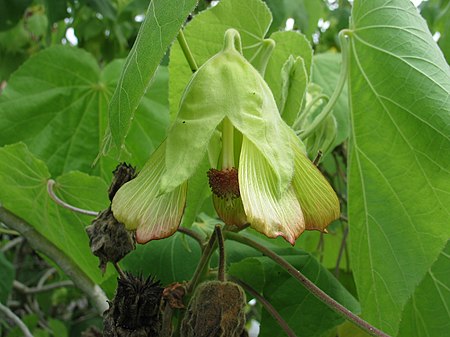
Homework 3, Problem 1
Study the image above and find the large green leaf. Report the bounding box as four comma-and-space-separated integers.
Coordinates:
0, 143, 113, 288
229, 248, 360, 337
0, 46, 169, 179
348, 0, 450, 334
108, 0, 198, 148
168, 0, 272, 120
397, 240, 450, 337
121, 232, 202, 285
312, 52, 349, 147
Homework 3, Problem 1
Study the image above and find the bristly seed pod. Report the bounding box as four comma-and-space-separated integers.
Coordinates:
181, 281, 247, 337
103, 273, 164, 337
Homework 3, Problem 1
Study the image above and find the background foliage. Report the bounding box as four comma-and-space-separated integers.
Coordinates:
0, 0, 449, 337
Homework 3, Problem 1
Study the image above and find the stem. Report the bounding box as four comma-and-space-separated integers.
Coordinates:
1, 237, 24, 252
334, 225, 349, 277
231, 277, 297, 337
224, 232, 391, 337
222, 117, 234, 169
215, 225, 226, 282
47, 180, 99, 216
186, 231, 217, 294
298, 31, 350, 139
177, 29, 198, 72
293, 94, 329, 131
177, 227, 206, 248
13, 280, 74, 294
113, 262, 127, 280
0, 206, 108, 314
0, 303, 33, 337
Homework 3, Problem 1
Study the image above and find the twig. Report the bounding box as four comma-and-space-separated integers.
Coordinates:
1, 236, 24, 252
0, 303, 33, 337
177, 227, 205, 248
215, 225, 226, 282
0, 206, 108, 314
231, 277, 297, 337
37, 268, 57, 288
334, 226, 349, 277
113, 262, 127, 280
14, 280, 74, 294
0, 227, 20, 236
224, 232, 391, 337
299, 31, 350, 139
47, 179, 99, 216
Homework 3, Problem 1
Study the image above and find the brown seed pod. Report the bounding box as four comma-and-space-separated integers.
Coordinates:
103, 273, 164, 337
85, 207, 135, 273
181, 281, 247, 337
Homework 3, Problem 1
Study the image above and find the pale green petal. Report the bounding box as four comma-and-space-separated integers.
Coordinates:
111, 142, 187, 244
162, 29, 294, 196
290, 132, 340, 231
239, 136, 304, 245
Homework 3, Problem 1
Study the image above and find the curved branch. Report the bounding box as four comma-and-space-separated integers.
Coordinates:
177, 226, 205, 248
0, 303, 33, 337
0, 206, 108, 314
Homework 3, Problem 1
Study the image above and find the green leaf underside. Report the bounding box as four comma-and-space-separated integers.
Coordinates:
108, 0, 198, 148
229, 248, 360, 337
121, 231, 201, 285
397, 240, 450, 337
311, 52, 349, 147
163, 42, 294, 196
0, 46, 169, 179
0, 143, 113, 286
112, 142, 187, 244
348, 0, 450, 335
168, 0, 272, 121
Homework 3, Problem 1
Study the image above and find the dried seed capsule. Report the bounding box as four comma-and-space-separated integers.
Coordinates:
85, 207, 135, 273
181, 281, 247, 337
103, 273, 163, 337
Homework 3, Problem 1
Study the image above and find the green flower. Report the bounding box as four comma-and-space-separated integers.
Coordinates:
112, 29, 339, 245
111, 142, 187, 244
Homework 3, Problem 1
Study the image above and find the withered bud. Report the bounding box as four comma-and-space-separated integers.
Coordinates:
163, 282, 187, 309
85, 207, 135, 273
109, 163, 137, 201
103, 273, 164, 337
207, 168, 240, 200
181, 281, 247, 337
